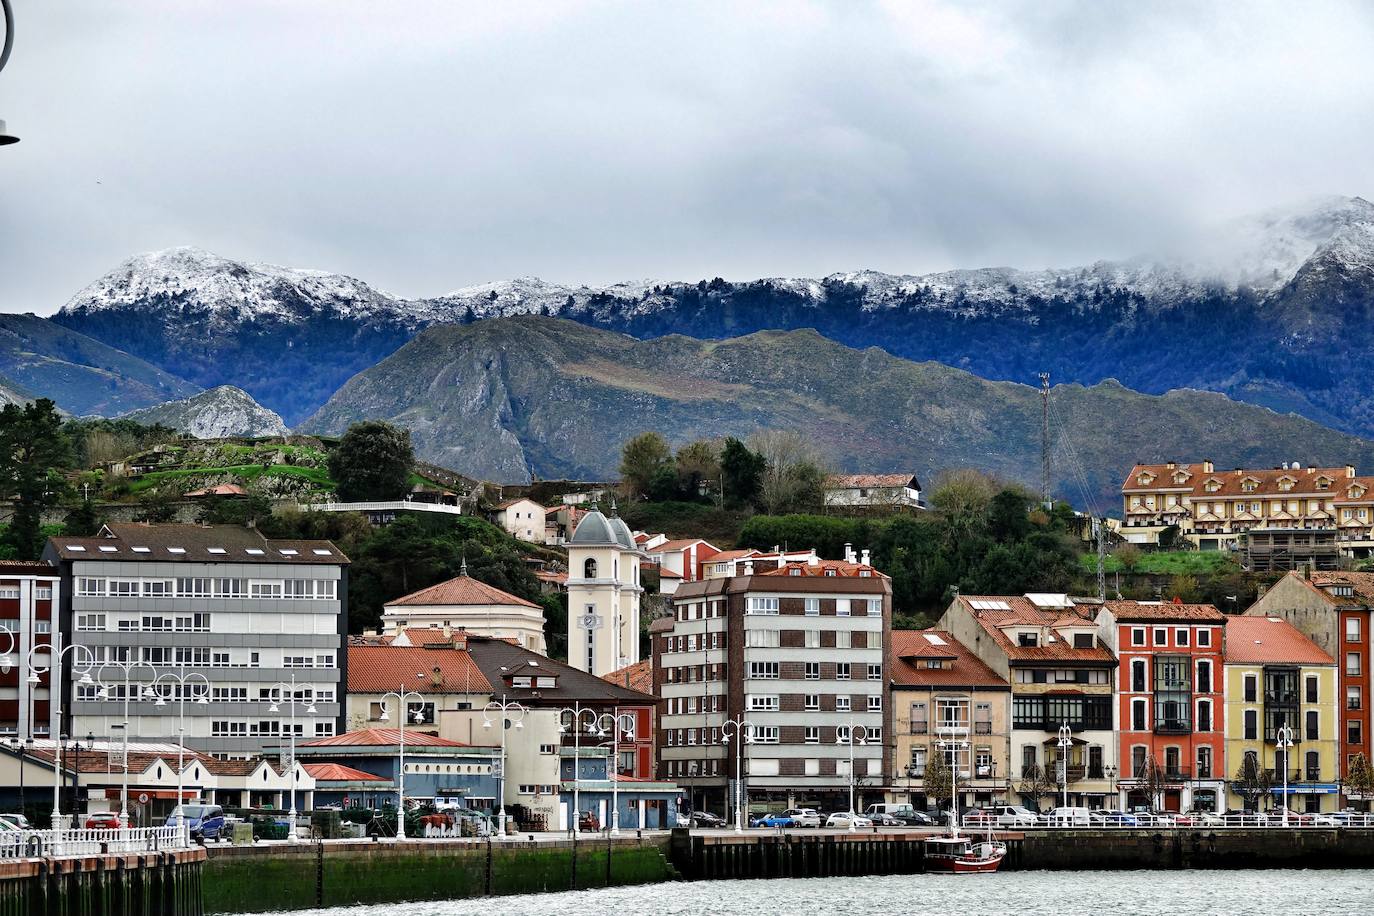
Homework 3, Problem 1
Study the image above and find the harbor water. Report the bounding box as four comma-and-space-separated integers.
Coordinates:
253, 868, 1374, 916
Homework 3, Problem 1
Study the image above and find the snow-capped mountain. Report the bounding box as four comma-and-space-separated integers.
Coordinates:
120, 385, 289, 439
51, 195, 1374, 436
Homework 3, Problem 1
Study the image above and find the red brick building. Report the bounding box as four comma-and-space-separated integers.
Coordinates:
0, 561, 61, 740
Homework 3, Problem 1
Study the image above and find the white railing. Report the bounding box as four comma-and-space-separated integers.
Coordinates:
306, 501, 463, 515
0, 825, 187, 859
959, 813, 1374, 830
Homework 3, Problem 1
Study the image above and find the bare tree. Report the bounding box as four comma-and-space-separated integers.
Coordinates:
1232, 753, 1272, 812
923, 743, 954, 813
1139, 753, 1169, 811
749, 429, 827, 515
1015, 763, 1055, 813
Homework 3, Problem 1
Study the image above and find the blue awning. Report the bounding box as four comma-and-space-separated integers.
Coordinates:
1268, 784, 1340, 794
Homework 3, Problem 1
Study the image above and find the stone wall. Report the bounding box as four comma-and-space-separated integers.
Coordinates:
1010, 828, 1374, 870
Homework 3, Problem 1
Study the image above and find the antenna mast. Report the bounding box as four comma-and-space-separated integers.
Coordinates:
1038, 372, 1051, 509
1096, 516, 1107, 601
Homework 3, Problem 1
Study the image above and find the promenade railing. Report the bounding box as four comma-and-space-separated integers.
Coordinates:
0, 825, 186, 859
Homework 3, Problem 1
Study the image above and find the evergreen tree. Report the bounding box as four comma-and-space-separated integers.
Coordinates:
618, 432, 672, 498
720, 437, 764, 509
0, 400, 74, 559
327, 421, 415, 502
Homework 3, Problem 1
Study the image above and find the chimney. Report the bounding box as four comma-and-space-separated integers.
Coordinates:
844, 543, 854, 563
1348, 465, 1357, 479
430, 665, 444, 688
860, 548, 871, 566
807, 550, 819, 567
744, 560, 754, 576
1203, 460, 1214, 473
776, 553, 785, 569
1166, 461, 1176, 470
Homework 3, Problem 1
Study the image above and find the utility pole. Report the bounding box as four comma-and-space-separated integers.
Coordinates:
1096, 517, 1107, 601
1038, 372, 1051, 509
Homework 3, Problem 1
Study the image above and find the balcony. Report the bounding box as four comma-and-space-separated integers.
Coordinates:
910, 722, 928, 735
1154, 719, 1192, 736
974, 722, 993, 735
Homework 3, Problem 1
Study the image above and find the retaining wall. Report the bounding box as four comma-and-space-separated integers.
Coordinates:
0, 848, 205, 916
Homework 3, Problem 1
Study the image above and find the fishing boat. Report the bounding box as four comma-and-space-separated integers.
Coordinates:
922, 833, 1007, 873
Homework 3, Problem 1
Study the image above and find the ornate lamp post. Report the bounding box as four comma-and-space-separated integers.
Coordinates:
27, 637, 96, 828
482, 696, 527, 838
1057, 723, 1074, 811
267, 674, 315, 843
557, 702, 615, 835
720, 717, 755, 834
837, 722, 875, 833
152, 670, 211, 845
95, 658, 159, 828
1277, 723, 1295, 826
1105, 763, 1119, 811
377, 684, 427, 840
595, 708, 635, 836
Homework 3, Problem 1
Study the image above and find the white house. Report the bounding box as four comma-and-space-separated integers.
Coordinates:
491, 498, 548, 544
824, 474, 924, 509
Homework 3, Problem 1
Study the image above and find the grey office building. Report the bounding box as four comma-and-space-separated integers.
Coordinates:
43, 523, 348, 757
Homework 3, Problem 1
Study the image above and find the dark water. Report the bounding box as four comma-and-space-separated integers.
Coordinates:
260, 869, 1374, 915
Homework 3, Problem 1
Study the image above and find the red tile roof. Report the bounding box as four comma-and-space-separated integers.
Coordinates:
953, 595, 1115, 665
385, 574, 540, 609
1103, 600, 1225, 623
601, 659, 653, 694
1306, 571, 1374, 606
300, 728, 485, 748
303, 762, 388, 782
1225, 616, 1335, 665
1123, 463, 1355, 498
757, 560, 887, 579
347, 644, 493, 694
654, 539, 719, 552
891, 630, 1008, 689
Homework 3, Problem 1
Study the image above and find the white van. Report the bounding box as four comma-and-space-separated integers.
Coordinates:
1044, 806, 1091, 827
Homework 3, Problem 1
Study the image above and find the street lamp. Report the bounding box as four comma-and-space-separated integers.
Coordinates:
378, 683, 427, 840
95, 658, 159, 828
1057, 723, 1074, 811
482, 696, 526, 838
1277, 723, 1295, 827
836, 722, 874, 833
937, 732, 970, 837
595, 708, 635, 836
1105, 763, 1119, 811
152, 670, 211, 845
28, 636, 96, 829
1, 0, 20, 145
268, 674, 316, 843
720, 717, 755, 834
557, 702, 615, 835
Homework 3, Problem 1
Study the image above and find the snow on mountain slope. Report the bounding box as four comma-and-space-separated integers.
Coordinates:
120, 385, 289, 438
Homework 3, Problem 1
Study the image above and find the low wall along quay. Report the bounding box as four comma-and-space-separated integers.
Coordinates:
0, 848, 205, 916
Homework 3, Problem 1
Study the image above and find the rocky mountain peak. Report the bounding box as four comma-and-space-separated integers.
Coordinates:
120, 385, 289, 439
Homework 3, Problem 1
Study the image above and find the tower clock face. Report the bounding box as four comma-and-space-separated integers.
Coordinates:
577, 613, 602, 629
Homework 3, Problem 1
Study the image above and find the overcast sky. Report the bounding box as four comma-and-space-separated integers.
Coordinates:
2, 0, 1372, 311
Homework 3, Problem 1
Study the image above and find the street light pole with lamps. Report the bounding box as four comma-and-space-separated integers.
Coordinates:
1105, 763, 1119, 811
151, 670, 211, 845
27, 636, 97, 829
557, 702, 614, 835
268, 674, 316, 844
720, 717, 755, 834
836, 722, 874, 833
95, 658, 159, 828
377, 683, 427, 840
1276, 723, 1295, 826
482, 696, 526, 838
1057, 723, 1074, 811
936, 732, 970, 837
595, 708, 634, 836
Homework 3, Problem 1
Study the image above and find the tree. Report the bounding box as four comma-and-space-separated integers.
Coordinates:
1113, 543, 1143, 573
62, 499, 104, 537
928, 469, 997, 541
1232, 752, 1272, 812
750, 429, 827, 515
1167, 574, 1200, 603
618, 432, 672, 498
720, 437, 764, 509
923, 743, 954, 813
135, 486, 181, 523
1346, 753, 1374, 808
674, 439, 721, 502
0, 400, 75, 559
1139, 753, 1169, 810
196, 493, 273, 527
1015, 763, 1055, 813
327, 421, 414, 502
987, 489, 1033, 543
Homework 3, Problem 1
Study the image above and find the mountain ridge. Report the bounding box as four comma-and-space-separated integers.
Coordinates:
120, 385, 289, 439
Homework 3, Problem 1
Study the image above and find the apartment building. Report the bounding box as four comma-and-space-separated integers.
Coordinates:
43, 524, 348, 757
1120, 461, 1366, 555
939, 593, 1119, 810
656, 557, 891, 815
1223, 615, 1339, 813
0, 562, 62, 740
889, 629, 1011, 811
643, 539, 720, 597
1096, 600, 1227, 812
1246, 570, 1373, 792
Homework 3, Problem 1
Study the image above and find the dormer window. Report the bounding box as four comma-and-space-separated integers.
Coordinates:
1351, 486, 1366, 499
1330, 585, 1354, 597
1017, 632, 1038, 647
1316, 477, 1332, 490
1137, 473, 1154, 486
1204, 479, 1221, 493
1241, 478, 1259, 493
1278, 477, 1295, 491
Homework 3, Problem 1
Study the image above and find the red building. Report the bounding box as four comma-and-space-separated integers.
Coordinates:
0, 562, 61, 740
601, 659, 656, 778
1099, 600, 1227, 812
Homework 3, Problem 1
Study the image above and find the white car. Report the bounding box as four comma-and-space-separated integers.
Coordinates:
782, 808, 822, 828
989, 805, 1040, 827
826, 811, 873, 829
1043, 806, 1091, 827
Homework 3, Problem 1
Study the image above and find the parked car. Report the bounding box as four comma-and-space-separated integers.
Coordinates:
1220, 810, 1268, 827
84, 812, 122, 830
781, 808, 822, 828
1043, 806, 1092, 827
864, 804, 930, 826
1089, 810, 1139, 827
961, 808, 997, 826
1270, 809, 1337, 827
986, 805, 1040, 828
166, 804, 227, 841
825, 811, 873, 829
1178, 809, 1224, 827
867, 811, 904, 826
751, 812, 796, 828
689, 811, 727, 829
0, 814, 30, 830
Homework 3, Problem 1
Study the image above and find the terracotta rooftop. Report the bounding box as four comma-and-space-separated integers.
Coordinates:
757, 560, 887, 578
601, 659, 653, 694
184, 483, 249, 498
385, 574, 540, 609
1306, 571, 1374, 606
1225, 616, 1335, 666
653, 539, 719, 553
826, 473, 919, 489
953, 595, 1116, 665
303, 762, 389, 782
891, 630, 1008, 689
1123, 463, 1355, 498
347, 644, 493, 694
1104, 600, 1226, 623
300, 728, 485, 748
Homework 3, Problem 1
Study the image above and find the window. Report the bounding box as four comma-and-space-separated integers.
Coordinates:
1306, 676, 1319, 703
77, 577, 105, 596
805, 694, 820, 711
1021, 745, 1037, 776
910, 702, 928, 734
836, 663, 850, 680
315, 721, 335, 737
748, 662, 779, 680
1305, 750, 1320, 781
1349, 720, 1363, 745
804, 598, 820, 616
108, 580, 139, 598
745, 630, 779, 648
142, 579, 174, 597
177, 578, 211, 598
1243, 674, 1258, 703
1153, 628, 1167, 646
867, 695, 882, 711
1196, 699, 1212, 732
1175, 629, 1189, 647
1243, 709, 1258, 740
1348, 653, 1362, 676
75, 613, 105, 631
407, 701, 437, 725
1196, 660, 1212, 694
868, 599, 881, 615
752, 726, 780, 744
836, 696, 851, 712
836, 599, 850, 617
1017, 632, 1038, 647
804, 726, 820, 744
868, 664, 882, 680
1197, 628, 1211, 647
1131, 698, 1147, 731
1348, 686, 1362, 710
1131, 659, 1147, 693
746, 597, 779, 616
1131, 627, 1146, 646
748, 695, 779, 712
1132, 746, 1148, 777
1306, 709, 1319, 741
1197, 746, 1212, 779
213, 578, 245, 598
1348, 617, 1363, 643
250, 580, 284, 599
804, 630, 820, 648
805, 662, 820, 680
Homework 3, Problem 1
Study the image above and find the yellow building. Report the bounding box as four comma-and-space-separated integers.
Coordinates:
1223, 616, 1340, 813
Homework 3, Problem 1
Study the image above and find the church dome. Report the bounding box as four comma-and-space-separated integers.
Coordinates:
569, 509, 616, 546
608, 515, 635, 550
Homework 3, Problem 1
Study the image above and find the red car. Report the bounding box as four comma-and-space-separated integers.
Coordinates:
84, 812, 122, 830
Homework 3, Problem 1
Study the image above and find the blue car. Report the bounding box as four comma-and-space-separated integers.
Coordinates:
1089, 810, 1138, 827
166, 803, 227, 841
750, 812, 796, 828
